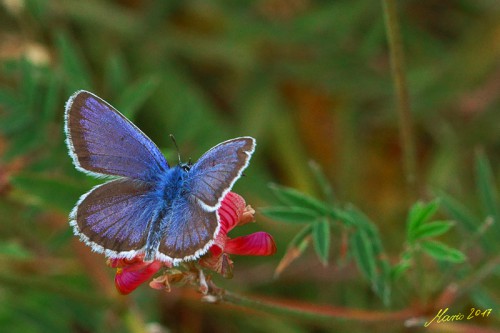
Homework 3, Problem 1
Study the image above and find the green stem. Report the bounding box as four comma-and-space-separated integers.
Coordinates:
455, 254, 500, 300
222, 290, 417, 323
381, 0, 418, 201
436, 217, 494, 289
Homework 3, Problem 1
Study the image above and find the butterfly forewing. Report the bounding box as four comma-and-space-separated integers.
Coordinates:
187, 137, 255, 210
65, 90, 168, 181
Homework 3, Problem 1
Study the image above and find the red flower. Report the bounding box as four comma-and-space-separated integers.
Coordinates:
110, 192, 276, 294
109, 255, 166, 295
199, 192, 277, 277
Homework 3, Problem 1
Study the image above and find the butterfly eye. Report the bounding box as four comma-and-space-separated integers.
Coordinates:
181, 164, 191, 172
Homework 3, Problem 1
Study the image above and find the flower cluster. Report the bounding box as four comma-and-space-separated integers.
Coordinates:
109, 192, 276, 295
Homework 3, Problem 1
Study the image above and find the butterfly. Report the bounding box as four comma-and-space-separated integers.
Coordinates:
64, 90, 255, 264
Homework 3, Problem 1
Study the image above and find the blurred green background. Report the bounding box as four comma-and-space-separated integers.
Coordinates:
1, 0, 499, 332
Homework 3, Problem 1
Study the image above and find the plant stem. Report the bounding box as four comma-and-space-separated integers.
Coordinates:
455, 254, 500, 300
222, 290, 418, 323
381, 0, 418, 201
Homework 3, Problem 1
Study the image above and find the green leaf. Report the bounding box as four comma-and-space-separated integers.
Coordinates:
0, 240, 33, 259
412, 220, 454, 241
333, 208, 356, 226
375, 259, 392, 305
421, 241, 466, 263
56, 32, 92, 92
104, 53, 129, 95
391, 260, 411, 281
471, 287, 498, 309
475, 152, 500, 224
407, 199, 440, 240
289, 224, 314, 252
116, 75, 160, 119
0, 88, 20, 112
439, 191, 480, 231
350, 230, 376, 281
346, 206, 384, 255
346, 206, 391, 303
269, 183, 332, 215
312, 217, 330, 265
3, 127, 41, 161
275, 224, 313, 277
260, 206, 318, 223
20, 58, 37, 114
308, 160, 335, 204
41, 72, 60, 124
10, 173, 86, 212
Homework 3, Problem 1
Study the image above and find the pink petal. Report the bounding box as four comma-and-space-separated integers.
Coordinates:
108, 256, 144, 269
149, 275, 170, 291
225, 232, 277, 256
115, 260, 163, 295
208, 241, 224, 257
238, 205, 256, 226
218, 192, 246, 235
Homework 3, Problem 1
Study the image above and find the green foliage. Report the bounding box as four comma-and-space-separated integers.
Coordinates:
1, 1, 499, 332
390, 199, 465, 284
440, 152, 500, 249
264, 165, 484, 306
344, 205, 391, 304
420, 241, 466, 263
268, 183, 333, 215
56, 33, 92, 93
10, 173, 86, 212
475, 151, 500, 232
263, 168, 391, 304
0, 59, 61, 161
406, 199, 441, 240
114, 75, 161, 118
260, 206, 320, 223
312, 217, 330, 265
261, 182, 334, 268
406, 200, 457, 247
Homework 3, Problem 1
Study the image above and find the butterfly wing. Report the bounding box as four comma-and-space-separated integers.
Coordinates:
156, 137, 255, 262
67, 92, 255, 264
71, 179, 162, 258
156, 195, 218, 263
65, 90, 168, 181
187, 137, 255, 210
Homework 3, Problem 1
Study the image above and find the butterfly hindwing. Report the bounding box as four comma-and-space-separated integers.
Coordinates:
157, 195, 218, 262
65, 90, 168, 181
71, 179, 161, 258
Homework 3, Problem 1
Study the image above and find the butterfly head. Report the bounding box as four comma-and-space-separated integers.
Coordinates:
180, 161, 191, 172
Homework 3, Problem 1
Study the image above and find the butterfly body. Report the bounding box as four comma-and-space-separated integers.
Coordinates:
143, 165, 201, 262
65, 90, 255, 264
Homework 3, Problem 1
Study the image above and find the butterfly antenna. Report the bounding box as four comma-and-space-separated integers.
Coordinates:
169, 134, 182, 164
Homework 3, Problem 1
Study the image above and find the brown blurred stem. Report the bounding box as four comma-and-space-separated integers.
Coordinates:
381, 0, 418, 201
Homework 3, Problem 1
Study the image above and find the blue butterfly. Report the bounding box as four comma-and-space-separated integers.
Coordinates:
64, 90, 255, 264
